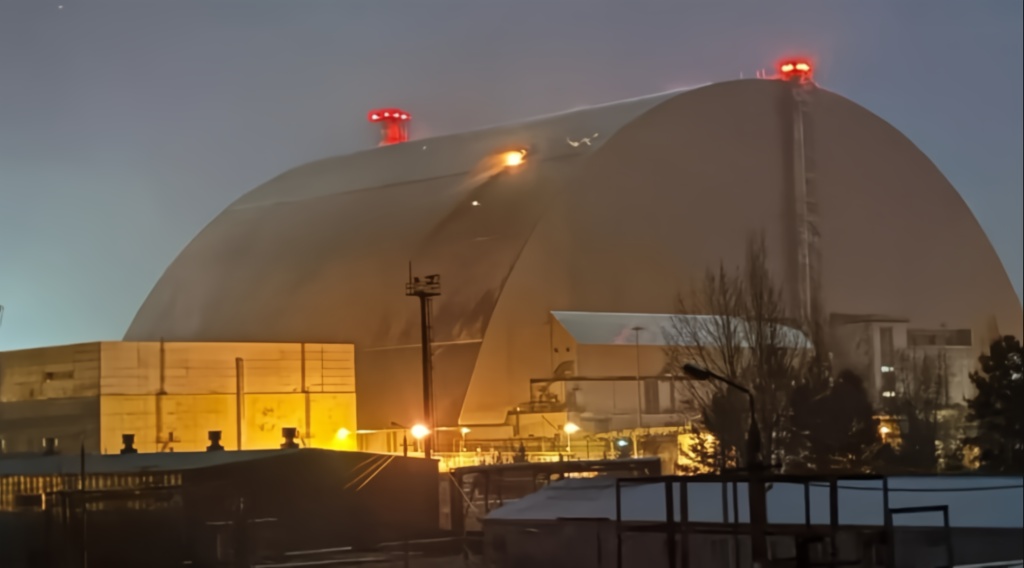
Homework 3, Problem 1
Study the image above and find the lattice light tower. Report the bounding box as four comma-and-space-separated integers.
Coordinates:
368, 108, 411, 146
405, 270, 441, 460
778, 59, 824, 346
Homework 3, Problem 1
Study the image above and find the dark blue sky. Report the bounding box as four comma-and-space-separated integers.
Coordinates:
1, 1, 1021, 350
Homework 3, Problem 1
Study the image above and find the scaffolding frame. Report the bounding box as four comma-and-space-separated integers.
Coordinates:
613, 472, 896, 568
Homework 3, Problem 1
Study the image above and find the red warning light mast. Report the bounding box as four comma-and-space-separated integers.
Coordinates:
778, 60, 813, 82
368, 108, 411, 145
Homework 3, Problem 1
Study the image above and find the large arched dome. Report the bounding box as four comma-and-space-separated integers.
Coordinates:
126, 79, 1022, 428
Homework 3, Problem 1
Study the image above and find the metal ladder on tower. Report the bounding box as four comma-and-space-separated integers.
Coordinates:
790, 76, 824, 344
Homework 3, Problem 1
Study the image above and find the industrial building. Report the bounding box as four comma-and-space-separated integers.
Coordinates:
112, 65, 1021, 437
481, 474, 1024, 568
0, 341, 357, 454
0, 448, 439, 567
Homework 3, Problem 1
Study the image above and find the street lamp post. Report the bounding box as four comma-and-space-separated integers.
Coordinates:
681, 364, 761, 465
563, 422, 580, 454
406, 269, 441, 460
410, 424, 430, 453
460, 427, 470, 452
390, 422, 410, 457
682, 362, 768, 566
631, 326, 644, 458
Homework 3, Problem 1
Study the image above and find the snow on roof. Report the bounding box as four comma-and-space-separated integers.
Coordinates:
486, 476, 1024, 529
551, 311, 811, 349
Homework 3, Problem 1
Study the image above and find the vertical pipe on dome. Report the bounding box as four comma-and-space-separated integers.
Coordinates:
791, 91, 811, 324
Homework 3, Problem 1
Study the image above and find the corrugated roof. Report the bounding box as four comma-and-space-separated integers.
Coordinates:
486, 476, 1024, 529
551, 311, 811, 349
0, 449, 298, 477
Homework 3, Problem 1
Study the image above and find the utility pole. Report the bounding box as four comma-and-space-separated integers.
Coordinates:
391, 422, 411, 457
405, 265, 441, 460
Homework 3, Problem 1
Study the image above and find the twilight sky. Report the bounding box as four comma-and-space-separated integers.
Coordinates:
1, 1, 1021, 350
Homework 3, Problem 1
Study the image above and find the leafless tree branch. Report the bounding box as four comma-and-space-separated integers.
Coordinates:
665, 233, 812, 468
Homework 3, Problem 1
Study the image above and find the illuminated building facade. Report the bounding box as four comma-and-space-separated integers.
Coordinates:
0, 341, 357, 454
125, 72, 1022, 436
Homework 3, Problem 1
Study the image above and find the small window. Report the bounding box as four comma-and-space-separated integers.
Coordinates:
43, 370, 74, 381
879, 327, 895, 367
643, 379, 660, 413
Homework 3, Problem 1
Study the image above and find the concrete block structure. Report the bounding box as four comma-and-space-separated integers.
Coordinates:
0, 341, 356, 454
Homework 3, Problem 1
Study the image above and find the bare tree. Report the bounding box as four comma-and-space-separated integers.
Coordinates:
665, 235, 810, 470
879, 349, 950, 472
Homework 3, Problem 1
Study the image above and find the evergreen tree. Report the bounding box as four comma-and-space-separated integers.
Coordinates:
966, 335, 1023, 473
787, 370, 880, 473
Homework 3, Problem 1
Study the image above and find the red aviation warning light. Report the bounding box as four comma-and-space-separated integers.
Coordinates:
368, 108, 411, 145
778, 60, 813, 82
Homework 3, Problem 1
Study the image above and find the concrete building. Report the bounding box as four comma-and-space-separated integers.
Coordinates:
0, 341, 357, 454
830, 314, 981, 407
544, 312, 810, 433
123, 73, 1023, 434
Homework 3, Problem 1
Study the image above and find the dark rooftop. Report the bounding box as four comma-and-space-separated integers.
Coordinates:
0, 448, 305, 477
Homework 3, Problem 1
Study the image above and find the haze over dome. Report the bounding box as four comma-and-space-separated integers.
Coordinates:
126, 79, 1023, 429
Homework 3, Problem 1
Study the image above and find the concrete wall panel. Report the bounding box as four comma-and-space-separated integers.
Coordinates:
0, 397, 100, 453
0, 343, 100, 402
2, 341, 356, 455
308, 393, 358, 450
